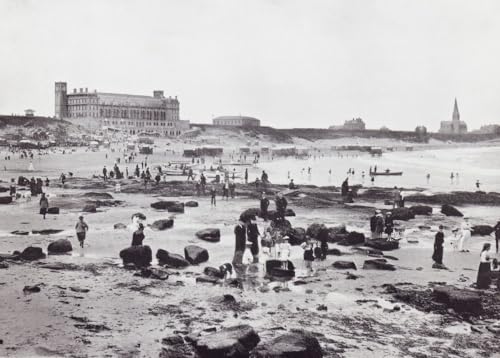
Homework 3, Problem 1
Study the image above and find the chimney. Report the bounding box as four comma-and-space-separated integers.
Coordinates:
85, 87, 88, 93
73, 88, 77, 93
80, 88, 83, 93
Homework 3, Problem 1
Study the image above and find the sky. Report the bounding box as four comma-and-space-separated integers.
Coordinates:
1, 0, 500, 131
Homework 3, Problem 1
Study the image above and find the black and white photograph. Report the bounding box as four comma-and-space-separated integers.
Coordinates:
1, 1, 500, 357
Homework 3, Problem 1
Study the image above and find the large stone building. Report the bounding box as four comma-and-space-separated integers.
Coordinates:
329, 117, 366, 130
212, 116, 260, 127
54, 82, 189, 136
439, 99, 467, 135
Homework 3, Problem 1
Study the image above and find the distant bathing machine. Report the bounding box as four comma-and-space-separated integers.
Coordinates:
54, 82, 189, 137
439, 98, 467, 135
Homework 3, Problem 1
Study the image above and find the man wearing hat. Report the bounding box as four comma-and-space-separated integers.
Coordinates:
233, 216, 247, 267
369, 210, 380, 240
75, 215, 89, 248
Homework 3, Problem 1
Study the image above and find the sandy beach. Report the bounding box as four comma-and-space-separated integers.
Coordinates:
0, 141, 499, 358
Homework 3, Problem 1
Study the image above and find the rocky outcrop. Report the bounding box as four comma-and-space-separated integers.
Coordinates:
471, 225, 494, 236
82, 192, 113, 199
20, 246, 46, 261
184, 245, 209, 265
151, 219, 174, 231
196, 228, 221, 243
327, 248, 342, 256
364, 239, 399, 251
168, 202, 185, 213
185, 200, 199, 207
119, 245, 152, 267
306, 223, 326, 239
156, 249, 189, 268
406, 191, 500, 206
252, 330, 323, 358
338, 232, 365, 246
151, 201, 182, 210
0, 196, 12, 204
433, 285, 482, 315
32, 229, 64, 235
363, 258, 396, 271
194, 325, 260, 358
82, 204, 97, 213
409, 205, 433, 216
47, 239, 72, 254
332, 261, 357, 270
441, 204, 463, 217
388, 207, 415, 221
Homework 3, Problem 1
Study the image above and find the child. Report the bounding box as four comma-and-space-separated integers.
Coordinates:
210, 186, 216, 207
277, 235, 291, 270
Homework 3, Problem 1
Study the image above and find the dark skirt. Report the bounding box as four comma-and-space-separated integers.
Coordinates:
432, 245, 443, 265
477, 262, 491, 289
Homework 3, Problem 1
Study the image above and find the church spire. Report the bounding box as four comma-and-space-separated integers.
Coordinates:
452, 98, 460, 121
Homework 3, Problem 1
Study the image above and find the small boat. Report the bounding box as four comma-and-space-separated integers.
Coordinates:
370, 170, 403, 176
164, 169, 185, 176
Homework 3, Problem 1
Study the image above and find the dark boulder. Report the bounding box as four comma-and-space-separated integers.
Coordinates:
390, 207, 415, 221
185, 200, 199, 207
151, 219, 174, 231
82, 204, 97, 213
157, 249, 189, 268
0, 262, 8, 269
196, 276, 221, 285
471, 225, 494, 236
441, 204, 463, 217
266, 259, 295, 278
332, 261, 357, 270
252, 330, 323, 358
365, 239, 399, 251
287, 227, 306, 246
114, 223, 127, 230
20, 246, 46, 261
184, 245, 209, 265
204, 266, 224, 279
196, 228, 221, 243
409, 205, 433, 216
433, 285, 482, 315
0, 196, 12, 204
47, 207, 60, 214
328, 224, 347, 235
47, 239, 72, 254
306, 223, 326, 239
119, 245, 152, 267
32, 229, 64, 235
363, 258, 396, 271
151, 201, 180, 210
338, 231, 365, 246
83, 192, 113, 199
167, 203, 185, 213
11, 230, 30, 235
194, 325, 260, 358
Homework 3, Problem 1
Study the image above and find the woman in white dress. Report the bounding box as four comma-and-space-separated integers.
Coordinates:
458, 218, 471, 252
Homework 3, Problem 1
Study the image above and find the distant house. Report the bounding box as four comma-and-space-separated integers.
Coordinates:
24, 109, 35, 117
415, 125, 427, 134
329, 117, 365, 130
212, 116, 260, 127
439, 99, 467, 135
476, 124, 500, 134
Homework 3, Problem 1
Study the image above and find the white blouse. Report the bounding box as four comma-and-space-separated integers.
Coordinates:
480, 250, 490, 263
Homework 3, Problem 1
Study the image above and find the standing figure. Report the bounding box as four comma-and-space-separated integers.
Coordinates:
131, 223, 145, 246
275, 192, 288, 222
232, 219, 247, 267
39, 193, 49, 219
477, 243, 492, 289
301, 238, 315, 276
375, 213, 385, 239
103, 166, 108, 181
384, 212, 394, 240
247, 217, 260, 263
493, 220, 500, 254
432, 225, 445, 266
75, 215, 89, 248
458, 218, 471, 252
244, 168, 248, 184
260, 192, 270, 221
210, 186, 216, 207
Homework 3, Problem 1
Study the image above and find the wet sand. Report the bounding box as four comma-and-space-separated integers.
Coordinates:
1, 145, 500, 357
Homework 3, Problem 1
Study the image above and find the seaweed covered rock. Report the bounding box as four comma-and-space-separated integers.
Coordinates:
196, 228, 221, 243
338, 231, 365, 246
332, 261, 357, 270
157, 249, 189, 268
363, 258, 396, 271
119, 245, 152, 267
194, 325, 260, 358
151, 219, 174, 231
365, 239, 399, 251
471, 225, 494, 236
47, 239, 72, 254
252, 330, 323, 358
441, 204, 463, 217
409, 205, 433, 216
20, 246, 46, 261
184, 245, 209, 265
433, 285, 482, 315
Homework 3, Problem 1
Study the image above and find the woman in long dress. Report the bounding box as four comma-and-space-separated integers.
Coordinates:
458, 218, 471, 252
477, 243, 492, 289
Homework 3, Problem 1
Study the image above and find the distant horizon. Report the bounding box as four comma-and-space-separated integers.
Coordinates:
1, 1, 500, 131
